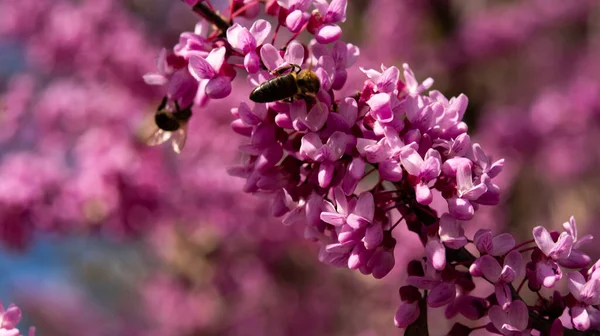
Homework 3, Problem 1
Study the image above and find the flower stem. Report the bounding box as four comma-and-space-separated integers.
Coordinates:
231, 0, 261, 19
190, 1, 231, 35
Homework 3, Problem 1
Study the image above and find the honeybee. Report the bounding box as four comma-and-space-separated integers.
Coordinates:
249, 64, 321, 103
145, 97, 191, 153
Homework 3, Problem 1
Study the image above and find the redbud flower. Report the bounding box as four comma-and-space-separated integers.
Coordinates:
407, 260, 456, 308
310, 0, 348, 44
277, 0, 312, 32
567, 271, 600, 331
188, 47, 233, 99
487, 300, 529, 336
400, 147, 441, 205
226, 20, 271, 73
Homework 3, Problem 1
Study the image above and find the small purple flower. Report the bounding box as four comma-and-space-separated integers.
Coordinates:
310, 0, 348, 44
533, 223, 590, 268
300, 132, 348, 187
173, 21, 210, 59
487, 300, 529, 336
471, 143, 504, 179
402, 63, 434, 96
567, 271, 600, 331
470, 251, 522, 309
188, 47, 233, 99
226, 20, 271, 73
277, 0, 312, 32
312, 40, 359, 90
400, 147, 441, 205
320, 188, 374, 230
407, 260, 456, 308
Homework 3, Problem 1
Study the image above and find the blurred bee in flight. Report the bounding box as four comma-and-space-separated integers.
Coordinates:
145, 97, 191, 153
249, 64, 320, 103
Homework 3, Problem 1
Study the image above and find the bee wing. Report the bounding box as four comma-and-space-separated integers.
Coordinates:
146, 128, 172, 146
170, 124, 188, 154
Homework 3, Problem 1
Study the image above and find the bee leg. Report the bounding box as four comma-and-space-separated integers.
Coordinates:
271, 64, 294, 75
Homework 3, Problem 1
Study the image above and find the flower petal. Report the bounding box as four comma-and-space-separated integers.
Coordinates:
260, 44, 284, 71
427, 282, 455, 308
250, 19, 271, 45
284, 40, 305, 66
188, 53, 216, 80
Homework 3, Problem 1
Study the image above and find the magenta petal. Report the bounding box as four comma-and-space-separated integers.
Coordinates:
369, 249, 395, 279
415, 183, 433, 205
400, 148, 424, 177
377, 66, 400, 93
420, 156, 441, 182
561, 249, 592, 269
379, 159, 403, 182
479, 255, 502, 283
317, 161, 335, 188
205, 77, 231, 99
348, 157, 365, 179
315, 24, 342, 44
488, 305, 507, 333
504, 250, 523, 279
491, 233, 516, 256
299, 133, 323, 159
244, 52, 261, 74
507, 300, 528, 331
473, 230, 492, 255
572, 305, 591, 331
325, 0, 347, 22
425, 238, 446, 270
367, 93, 393, 123
364, 224, 383, 250
226, 24, 252, 53
339, 97, 358, 126
284, 40, 305, 66
427, 282, 455, 308
495, 283, 511, 310
353, 192, 374, 222
255, 145, 283, 172
188, 53, 216, 80
548, 232, 573, 260
305, 102, 329, 131
333, 187, 349, 215
394, 301, 420, 328
237, 102, 262, 125
346, 214, 370, 229
568, 272, 586, 302
249, 19, 271, 45
285, 10, 308, 33
205, 46, 226, 72
320, 212, 346, 226
447, 197, 474, 221
282, 206, 305, 226
260, 44, 284, 71
533, 226, 555, 256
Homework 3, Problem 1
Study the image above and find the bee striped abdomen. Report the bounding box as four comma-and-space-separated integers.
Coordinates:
249, 73, 299, 103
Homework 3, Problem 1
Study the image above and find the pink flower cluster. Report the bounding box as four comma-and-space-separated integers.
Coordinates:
141, 0, 600, 334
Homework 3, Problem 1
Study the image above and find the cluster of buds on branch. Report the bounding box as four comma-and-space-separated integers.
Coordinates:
142, 0, 600, 334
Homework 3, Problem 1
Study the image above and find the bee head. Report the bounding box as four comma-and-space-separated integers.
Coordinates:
155, 112, 180, 131
296, 70, 320, 94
